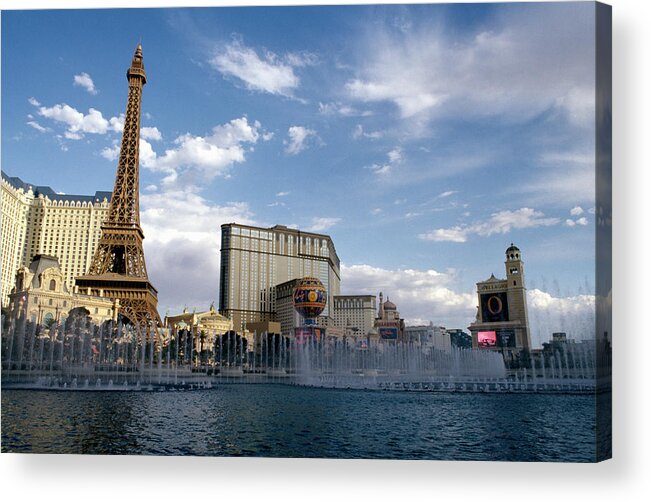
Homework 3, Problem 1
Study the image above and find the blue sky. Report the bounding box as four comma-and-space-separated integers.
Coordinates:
1, 3, 600, 346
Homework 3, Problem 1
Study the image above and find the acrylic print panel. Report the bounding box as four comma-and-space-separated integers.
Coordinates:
0, 2, 611, 462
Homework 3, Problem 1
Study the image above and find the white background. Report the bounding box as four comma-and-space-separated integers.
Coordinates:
0, 0, 649, 500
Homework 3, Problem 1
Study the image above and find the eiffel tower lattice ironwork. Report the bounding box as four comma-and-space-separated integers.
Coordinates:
76, 44, 160, 329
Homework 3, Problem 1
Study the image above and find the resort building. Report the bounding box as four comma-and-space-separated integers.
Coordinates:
374, 292, 405, 342
7, 255, 117, 326
332, 294, 377, 340
468, 243, 532, 353
219, 223, 341, 332
1, 171, 110, 307
164, 304, 234, 354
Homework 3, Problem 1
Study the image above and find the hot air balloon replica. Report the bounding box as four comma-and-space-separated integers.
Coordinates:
292, 276, 327, 343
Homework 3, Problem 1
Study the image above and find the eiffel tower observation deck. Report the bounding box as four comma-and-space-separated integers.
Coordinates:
76, 44, 161, 330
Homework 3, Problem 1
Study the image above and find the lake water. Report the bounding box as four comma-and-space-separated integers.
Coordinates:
1, 384, 601, 461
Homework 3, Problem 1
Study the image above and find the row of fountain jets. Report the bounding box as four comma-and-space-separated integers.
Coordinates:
1, 315, 599, 394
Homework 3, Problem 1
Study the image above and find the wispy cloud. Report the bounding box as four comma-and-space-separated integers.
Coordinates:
307, 217, 341, 232
73, 72, 98, 95
352, 124, 383, 140
366, 147, 402, 176
346, 4, 595, 127
420, 207, 560, 243
26, 121, 50, 132
210, 38, 315, 97
319, 102, 372, 117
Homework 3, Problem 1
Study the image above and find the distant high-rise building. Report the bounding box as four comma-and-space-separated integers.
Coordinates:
332, 295, 377, 339
1, 171, 110, 307
219, 223, 341, 332
468, 243, 531, 352
404, 323, 452, 352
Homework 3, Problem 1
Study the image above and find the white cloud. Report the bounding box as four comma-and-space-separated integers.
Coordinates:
527, 288, 595, 347
513, 150, 595, 206
100, 136, 159, 168
420, 207, 560, 243
570, 206, 584, 216
346, 4, 595, 126
149, 117, 264, 185
28, 97, 41, 107
565, 219, 576, 227
100, 144, 120, 161
284, 51, 319, 68
307, 217, 341, 232
319, 102, 372, 117
341, 263, 475, 328
366, 147, 402, 176
26, 121, 49, 132
210, 39, 304, 97
352, 124, 383, 140
276, 191, 290, 197
438, 190, 458, 198
141, 188, 257, 314
73, 72, 98, 95
33, 101, 122, 140
284, 126, 317, 155
575, 217, 588, 226
140, 126, 162, 141
341, 263, 596, 346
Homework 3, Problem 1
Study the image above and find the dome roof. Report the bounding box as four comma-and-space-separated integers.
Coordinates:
506, 243, 520, 254
383, 299, 397, 310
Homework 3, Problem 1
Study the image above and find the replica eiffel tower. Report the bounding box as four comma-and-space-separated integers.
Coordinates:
76, 44, 161, 329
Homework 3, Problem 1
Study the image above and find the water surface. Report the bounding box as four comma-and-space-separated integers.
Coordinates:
1, 384, 598, 461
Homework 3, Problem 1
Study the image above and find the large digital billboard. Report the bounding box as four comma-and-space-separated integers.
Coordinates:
480, 292, 509, 322
478, 331, 497, 347
378, 327, 398, 340
478, 328, 516, 348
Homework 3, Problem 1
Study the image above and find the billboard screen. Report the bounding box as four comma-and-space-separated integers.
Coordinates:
478, 329, 516, 348
294, 327, 324, 343
379, 327, 398, 340
478, 331, 497, 347
496, 328, 516, 348
480, 292, 509, 322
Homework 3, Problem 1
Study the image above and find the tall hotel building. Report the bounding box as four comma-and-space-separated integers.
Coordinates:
219, 223, 341, 332
332, 295, 377, 338
1, 172, 110, 306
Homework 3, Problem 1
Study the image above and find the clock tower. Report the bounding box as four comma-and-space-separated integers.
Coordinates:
468, 244, 531, 354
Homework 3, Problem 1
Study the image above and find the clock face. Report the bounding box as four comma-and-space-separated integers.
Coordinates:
480, 292, 509, 322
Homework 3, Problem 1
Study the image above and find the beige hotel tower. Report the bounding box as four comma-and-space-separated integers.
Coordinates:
1, 172, 110, 307
468, 244, 531, 353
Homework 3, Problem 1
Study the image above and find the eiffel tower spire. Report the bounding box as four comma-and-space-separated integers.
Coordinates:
76, 44, 160, 329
